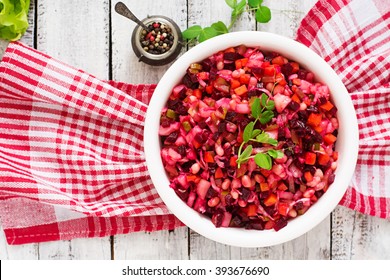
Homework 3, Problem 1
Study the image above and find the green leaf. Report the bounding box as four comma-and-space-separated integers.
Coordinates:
240, 145, 253, 161
232, 0, 246, 17
265, 99, 275, 111
254, 153, 272, 170
256, 132, 269, 143
260, 93, 268, 107
267, 138, 278, 146
259, 110, 274, 124
0, 0, 30, 41
198, 26, 219, 42
251, 97, 261, 119
267, 149, 284, 159
248, 0, 262, 8
225, 0, 237, 9
255, 5, 272, 23
211, 21, 229, 35
243, 121, 255, 143
251, 129, 261, 138
182, 25, 203, 40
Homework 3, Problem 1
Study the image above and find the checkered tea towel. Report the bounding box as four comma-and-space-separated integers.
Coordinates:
0, 42, 183, 245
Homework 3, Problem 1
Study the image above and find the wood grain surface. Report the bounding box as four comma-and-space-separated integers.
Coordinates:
0, 0, 389, 260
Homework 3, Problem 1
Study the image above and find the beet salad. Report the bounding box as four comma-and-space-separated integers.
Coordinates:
159, 45, 338, 232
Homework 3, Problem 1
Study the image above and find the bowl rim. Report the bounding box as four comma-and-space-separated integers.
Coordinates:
144, 31, 359, 247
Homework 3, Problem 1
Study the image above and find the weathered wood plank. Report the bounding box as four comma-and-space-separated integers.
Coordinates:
111, 0, 189, 259
33, 0, 112, 260
332, 206, 390, 259
258, 0, 311, 37
36, 0, 110, 79
113, 228, 188, 260
38, 238, 111, 260
111, 0, 187, 83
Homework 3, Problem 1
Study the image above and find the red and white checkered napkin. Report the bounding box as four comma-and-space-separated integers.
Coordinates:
0, 42, 182, 245
297, 0, 390, 218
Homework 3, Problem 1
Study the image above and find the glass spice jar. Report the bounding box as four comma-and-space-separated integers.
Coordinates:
131, 15, 183, 66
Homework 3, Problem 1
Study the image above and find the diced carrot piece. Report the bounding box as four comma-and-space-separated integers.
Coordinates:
263, 65, 276, 76
278, 182, 288, 191
264, 193, 278, 206
230, 78, 241, 89
290, 62, 300, 73
260, 182, 270, 192
225, 47, 235, 53
307, 113, 322, 127
320, 100, 334, 111
235, 58, 248, 70
193, 139, 202, 149
234, 84, 248, 96
304, 98, 312, 106
275, 73, 287, 86
332, 151, 339, 161
187, 174, 200, 183
305, 152, 316, 165
192, 89, 202, 99
205, 85, 213, 94
324, 133, 337, 145
239, 73, 251, 85
313, 125, 323, 133
246, 204, 258, 217
292, 78, 301, 86
278, 202, 290, 216
273, 84, 285, 95
262, 61, 271, 68
230, 155, 238, 168
214, 167, 224, 179
318, 153, 330, 165
304, 171, 313, 182
271, 55, 286, 65
260, 169, 271, 178
291, 93, 301, 103
204, 151, 215, 163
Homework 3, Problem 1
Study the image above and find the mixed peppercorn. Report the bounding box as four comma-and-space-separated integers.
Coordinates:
140, 21, 175, 55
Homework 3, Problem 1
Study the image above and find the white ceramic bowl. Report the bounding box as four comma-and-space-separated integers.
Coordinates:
144, 31, 359, 247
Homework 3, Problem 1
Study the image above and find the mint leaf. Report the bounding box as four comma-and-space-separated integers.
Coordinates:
198, 26, 218, 42
232, 0, 246, 17
255, 5, 271, 23
251, 97, 261, 119
248, 0, 262, 8
254, 153, 272, 170
211, 21, 229, 35
243, 121, 255, 143
267, 149, 284, 159
182, 25, 202, 40
259, 110, 274, 124
225, 0, 237, 9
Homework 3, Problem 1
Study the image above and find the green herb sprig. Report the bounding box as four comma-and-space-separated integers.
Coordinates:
236, 93, 284, 170
182, 0, 271, 43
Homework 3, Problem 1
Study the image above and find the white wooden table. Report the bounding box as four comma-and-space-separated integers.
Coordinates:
1, 0, 390, 260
